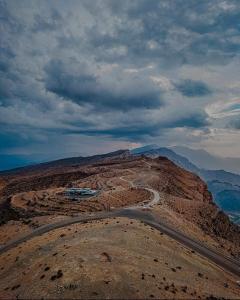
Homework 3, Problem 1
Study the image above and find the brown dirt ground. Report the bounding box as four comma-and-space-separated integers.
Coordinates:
0, 217, 239, 299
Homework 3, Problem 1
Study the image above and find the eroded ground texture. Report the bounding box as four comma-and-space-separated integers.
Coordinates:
0, 153, 239, 298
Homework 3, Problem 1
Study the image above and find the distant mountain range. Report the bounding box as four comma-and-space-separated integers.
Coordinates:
131, 145, 240, 224
0, 152, 87, 172
171, 146, 240, 175
0, 150, 130, 176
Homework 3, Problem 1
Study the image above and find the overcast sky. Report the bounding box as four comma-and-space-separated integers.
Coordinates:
1, 0, 240, 160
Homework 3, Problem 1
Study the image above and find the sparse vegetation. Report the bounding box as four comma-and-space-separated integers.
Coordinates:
0, 156, 239, 299
51, 270, 63, 281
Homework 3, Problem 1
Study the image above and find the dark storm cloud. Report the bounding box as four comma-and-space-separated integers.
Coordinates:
67, 124, 161, 140
44, 59, 164, 111
0, 0, 239, 157
169, 112, 210, 128
65, 110, 209, 141
0, 46, 14, 72
32, 9, 63, 33
0, 1, 23, 35
85, 0, 240, 66
174, 79, 212, 97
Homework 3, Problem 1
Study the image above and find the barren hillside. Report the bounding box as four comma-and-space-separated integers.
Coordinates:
0, 153, 239, 299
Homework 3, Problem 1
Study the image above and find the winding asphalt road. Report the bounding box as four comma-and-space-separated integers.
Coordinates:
1, 210, 240, 278
0, 178, 240, 279
119, 173, 161, 209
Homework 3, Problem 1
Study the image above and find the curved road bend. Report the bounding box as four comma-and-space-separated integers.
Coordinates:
0, 208, 240, 278
119, 173, 161, 209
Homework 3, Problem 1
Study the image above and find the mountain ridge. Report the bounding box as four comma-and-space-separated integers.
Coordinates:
0, 149, 130, 176
172, 146, 240, 175
131, 146, 240, 222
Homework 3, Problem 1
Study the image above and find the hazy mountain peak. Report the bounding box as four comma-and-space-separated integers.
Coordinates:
171, 146, 240, 175
131, 144, 159, 154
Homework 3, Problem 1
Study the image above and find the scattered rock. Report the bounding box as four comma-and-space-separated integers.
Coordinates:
101, 252, 112, 262
51, 270, 63, 281
181, 286, 187, 293
11, 284, 21, 290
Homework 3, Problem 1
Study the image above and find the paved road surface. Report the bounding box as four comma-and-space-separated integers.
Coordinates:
119, 173, 161, 209
0, 208, 240, 278
0, 175, 240, 279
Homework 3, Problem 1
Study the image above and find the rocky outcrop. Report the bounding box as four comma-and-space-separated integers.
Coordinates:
151, 156, 240, 257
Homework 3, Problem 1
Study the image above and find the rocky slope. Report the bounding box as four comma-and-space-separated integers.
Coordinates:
1, 218, 239, 299
0, 153, 239, 249
0, 152, 239, 298
132, 146, 240, 222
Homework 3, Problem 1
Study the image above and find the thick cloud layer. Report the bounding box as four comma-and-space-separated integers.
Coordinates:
44, 59, 164, 111
174, 79, 212, 97
0, 0, 240, 158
